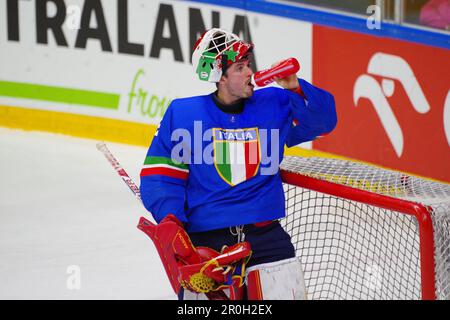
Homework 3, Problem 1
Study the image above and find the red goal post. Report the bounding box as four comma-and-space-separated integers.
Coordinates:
279, 156, 450, 300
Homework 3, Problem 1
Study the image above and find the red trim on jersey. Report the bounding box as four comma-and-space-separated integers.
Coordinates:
254, 221, 273, 227
290, 86, 306, 99
140, 167, 188, 180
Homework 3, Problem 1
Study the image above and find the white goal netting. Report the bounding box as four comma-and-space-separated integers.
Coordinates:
280, 156, 450, 300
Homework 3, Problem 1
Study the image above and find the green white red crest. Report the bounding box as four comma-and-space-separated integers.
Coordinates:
213, 128, 261, 186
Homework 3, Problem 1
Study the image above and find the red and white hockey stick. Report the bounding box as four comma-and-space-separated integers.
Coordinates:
96, 142, 142, 202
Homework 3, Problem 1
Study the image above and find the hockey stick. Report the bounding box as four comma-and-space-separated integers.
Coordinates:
95, 141, 232, 300
96, 142, 142, 202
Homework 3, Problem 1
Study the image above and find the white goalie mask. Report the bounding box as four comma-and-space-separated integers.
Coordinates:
192, 28, 253, 83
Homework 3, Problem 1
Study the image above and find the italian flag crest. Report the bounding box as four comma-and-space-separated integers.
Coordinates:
213, 128, 261, 186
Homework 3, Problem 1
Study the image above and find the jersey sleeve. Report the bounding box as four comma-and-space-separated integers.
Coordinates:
139, 104, 189, 224
285, 78, 337, 147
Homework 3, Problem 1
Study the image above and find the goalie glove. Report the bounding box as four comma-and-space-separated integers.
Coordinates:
137, 214, 252, 296
178, 242, 252, 294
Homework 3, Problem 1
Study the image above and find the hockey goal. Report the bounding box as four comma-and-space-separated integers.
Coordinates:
279, 156, 450, 300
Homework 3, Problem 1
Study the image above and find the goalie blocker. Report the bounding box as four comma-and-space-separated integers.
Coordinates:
138, 214, 253, 300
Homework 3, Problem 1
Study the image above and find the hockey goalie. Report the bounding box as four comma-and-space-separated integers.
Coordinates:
139, 28, 337, 300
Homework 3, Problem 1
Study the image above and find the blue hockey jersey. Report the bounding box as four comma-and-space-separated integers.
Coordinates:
140, 79, 336, 232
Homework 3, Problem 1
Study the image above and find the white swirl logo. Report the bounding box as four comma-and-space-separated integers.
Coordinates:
353, 53, 431, 157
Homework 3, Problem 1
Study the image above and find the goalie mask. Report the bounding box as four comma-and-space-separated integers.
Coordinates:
192, 28, 253, 83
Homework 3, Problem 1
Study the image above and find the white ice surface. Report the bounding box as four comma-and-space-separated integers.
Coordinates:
0, 128, 175, 299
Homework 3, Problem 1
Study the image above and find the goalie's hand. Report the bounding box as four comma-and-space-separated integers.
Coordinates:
179, 258, 231, 293
178, 242, 252, 293
271, 60, 300, 90
138, 214, 251, 295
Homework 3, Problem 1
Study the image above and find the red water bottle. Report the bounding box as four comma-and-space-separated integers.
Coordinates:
251, 57, 300, 87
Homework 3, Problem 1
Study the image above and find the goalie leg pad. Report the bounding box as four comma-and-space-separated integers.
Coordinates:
245, 257, 307, 300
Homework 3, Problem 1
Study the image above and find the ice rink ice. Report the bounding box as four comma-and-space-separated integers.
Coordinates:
0, 127, 175, 299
